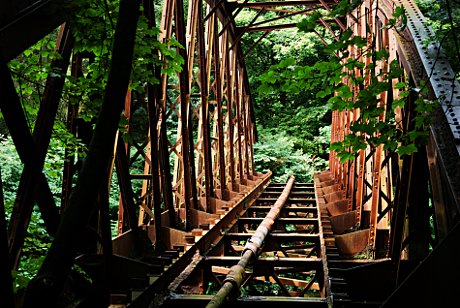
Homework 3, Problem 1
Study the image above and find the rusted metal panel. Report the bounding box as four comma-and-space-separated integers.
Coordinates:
335, 229, 370, 258
325, 199, 349, 216
330, 211, 357, 235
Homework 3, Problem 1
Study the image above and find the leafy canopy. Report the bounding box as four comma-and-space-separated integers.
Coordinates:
258, 2, 435, 162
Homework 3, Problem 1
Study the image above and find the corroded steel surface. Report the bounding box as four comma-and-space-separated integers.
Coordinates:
206, 176, 295, 307
1, 0, 460, 306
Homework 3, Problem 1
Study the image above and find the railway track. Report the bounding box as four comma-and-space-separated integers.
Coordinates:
99, 174, 393, 308
114, 176, 332, 307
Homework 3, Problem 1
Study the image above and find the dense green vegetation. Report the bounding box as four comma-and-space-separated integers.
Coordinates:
2, 0, 460, 299
417, 0, 460, 73
0, 137, 58, 293
1, 0, 178, 294
256, 4, 437, 163
237, 11, 332, 181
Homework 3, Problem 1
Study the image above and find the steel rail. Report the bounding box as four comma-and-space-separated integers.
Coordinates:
205, 175, 296, 308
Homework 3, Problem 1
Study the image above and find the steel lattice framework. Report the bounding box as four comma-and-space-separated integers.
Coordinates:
1, 0, 460, 307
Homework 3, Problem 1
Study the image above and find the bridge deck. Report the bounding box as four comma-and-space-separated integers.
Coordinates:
93, 173, 389, 307
103, 176, 331, 306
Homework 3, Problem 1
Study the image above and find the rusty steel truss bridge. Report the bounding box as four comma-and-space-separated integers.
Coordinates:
1, 0, 460, 307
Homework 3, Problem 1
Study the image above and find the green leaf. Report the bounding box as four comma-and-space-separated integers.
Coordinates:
397, 143, 418, 155
317, 89, 332, 98
393, 6, 405, 18
297, 12, 322, 33
388, 59, 404, 78
375, 50, 389, 61
395, 81, 406, 89
332, 0, 353, 18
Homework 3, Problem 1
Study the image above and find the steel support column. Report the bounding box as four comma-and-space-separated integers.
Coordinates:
24, 0, 140, 304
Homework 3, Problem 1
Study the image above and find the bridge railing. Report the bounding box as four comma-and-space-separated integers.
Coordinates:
328, 0, 460, 268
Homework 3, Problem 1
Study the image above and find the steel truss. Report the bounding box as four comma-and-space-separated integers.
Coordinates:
326, 0, 460, 306
1, 0, 460, 306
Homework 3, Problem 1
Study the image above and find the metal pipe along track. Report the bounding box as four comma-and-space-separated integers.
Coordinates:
206, 176, 295, 308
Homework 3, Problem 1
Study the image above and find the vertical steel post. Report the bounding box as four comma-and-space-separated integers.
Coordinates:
197, 0, 214, 210
115, 135, 138, 234
174, 0, 197, 228
213, 16, 228, 200
144, 0, 164, 251
234, 69, 244, 182
61, 52, 82, 212
158, 0, 176, 227
225, 46, 236, 189
24, 0, 140, 303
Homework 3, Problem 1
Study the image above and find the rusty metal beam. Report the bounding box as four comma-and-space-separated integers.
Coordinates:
204, 256, 322, 268
225, 44, 237, 188
197, 0, 214, 210
241, 23, 298, 32
368, 144, 383, 250
249, 8, 319, 28
0, 1, 67, 61
237, 217, 318, 225
23, 0, 140, 304
204, 0, 225, 21
164, 294, 328, 306
144, 0, 164, 251
225, 233, 320, 242
213, 16, 228, 200
234, 71, 244, 182
5, 24, 73, 269
174, 0, 198, 228
218, 0, 250, 37
115, 135, 138, 234
229, 8, 266, 51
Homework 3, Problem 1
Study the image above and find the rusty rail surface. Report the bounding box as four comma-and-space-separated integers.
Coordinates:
129, 173, 272, 307
206, 176, 295, 308
158, 179, 329, 307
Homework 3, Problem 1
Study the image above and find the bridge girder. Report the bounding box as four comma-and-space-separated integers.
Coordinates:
1, 0, 460, 306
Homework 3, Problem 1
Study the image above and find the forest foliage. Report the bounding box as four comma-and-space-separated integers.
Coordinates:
1, 0, 460, 297
236, 10, 332, 180
1, 0, 178, 293
257, 3, 436, 163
